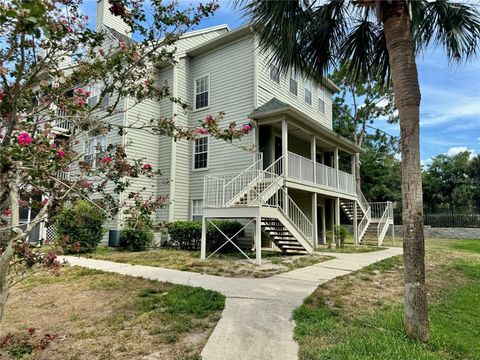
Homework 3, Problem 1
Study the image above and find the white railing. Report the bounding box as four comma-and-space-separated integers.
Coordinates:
357, 185, 372, 242
288, 151, 356, 195
377, 201, 394, 246
204, 175, 226, 208
263, 186, 314, 247
370, 202, 389, 219
53, 108, 72, 132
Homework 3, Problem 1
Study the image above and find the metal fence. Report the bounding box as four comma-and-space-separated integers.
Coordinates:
394, 212, 480, 228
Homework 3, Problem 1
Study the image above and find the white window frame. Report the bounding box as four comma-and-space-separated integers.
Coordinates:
318, 87, 325, 114
289, 69, 298, 96
304, 79, 312, 106
191, 199, 204, 222
84, 134, 107, 168
192, 136, 209, 171
269, 63, 280, 84
193, 74, 210, 111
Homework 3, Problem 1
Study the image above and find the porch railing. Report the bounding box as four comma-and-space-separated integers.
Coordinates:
287, 151, 356, 195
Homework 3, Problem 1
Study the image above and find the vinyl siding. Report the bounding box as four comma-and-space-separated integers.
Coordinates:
256, 49, 333, 130
187, 35, 256, 218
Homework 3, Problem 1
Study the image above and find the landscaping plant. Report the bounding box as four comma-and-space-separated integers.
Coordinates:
55, 200, 106, 253
0, 0, 252, 323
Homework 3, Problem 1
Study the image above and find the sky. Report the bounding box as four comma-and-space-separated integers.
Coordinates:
82, 0, 480, 165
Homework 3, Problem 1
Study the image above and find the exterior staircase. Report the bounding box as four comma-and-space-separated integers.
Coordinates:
261, 217, 309, 254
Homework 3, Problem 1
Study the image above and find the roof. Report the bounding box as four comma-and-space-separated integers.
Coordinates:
104, 25, 136, 45
250, 98, 362, 153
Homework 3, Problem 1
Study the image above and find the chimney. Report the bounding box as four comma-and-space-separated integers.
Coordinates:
95, 0, 131, 38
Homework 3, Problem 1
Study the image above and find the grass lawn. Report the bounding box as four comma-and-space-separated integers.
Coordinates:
1, 266, 225, 360
84, 247, 334, 278
293, 238, 480, 360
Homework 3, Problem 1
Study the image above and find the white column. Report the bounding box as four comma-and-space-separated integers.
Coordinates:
335, 197, 341, 247
351, 154, 356, 177
282, 119, 289, 214
312, 193, 318, 248
311, 135, 316, 184
334, 147, 339, 190
200, 216, 207, 259
353, 201, 358, 246
254, 120, 260, 163
255, 215, 262, 265
322, 205, 327, 244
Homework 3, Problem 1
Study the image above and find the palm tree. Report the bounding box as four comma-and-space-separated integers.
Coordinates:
237, 0, 480, 341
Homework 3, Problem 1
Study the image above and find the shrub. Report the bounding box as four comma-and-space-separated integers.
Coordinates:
120, 226, 153, 251
334, 225, 349, 248
55, 200, 106, 253
166, 220, 245, 252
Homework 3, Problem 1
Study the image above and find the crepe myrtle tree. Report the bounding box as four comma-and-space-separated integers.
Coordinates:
0, 0, 253, 322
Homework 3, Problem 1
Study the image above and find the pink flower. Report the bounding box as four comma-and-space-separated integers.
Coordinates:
50, 132, 56, 139
42, 198, 49, 206
74, 88, 84, 95
27, 327, 35, 335
0, 89, 4, 101
84, 15, 89, 20
195, 128, 207, 135
74, 97, 86, 106
142, 201, 149, 208
99, 48, 105, 56
57, 149, 65, 158
205, 115, 215, 125
242, 124, 252, 134
17, 132, 32, 146
2, 209, 11, 217
143, 164, 152, 170
100, 157, 112, 163
51, 143, 57, 148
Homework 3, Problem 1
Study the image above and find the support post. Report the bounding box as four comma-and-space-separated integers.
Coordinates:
335, 197, 340, 247
282, 119, 289, 214
322, 204, 327, 244
351, 154, 356, 178
334, 147, 339, 189
312, 193, 318, 248
200, 216, 207, 259
255, 215, 262, 265
311, 135, 316, 182
353, 201, 358, 246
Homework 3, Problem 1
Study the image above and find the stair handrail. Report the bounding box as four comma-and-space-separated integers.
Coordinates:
247, 157, 284, 206
223, 153, 263, 206
377, 201, 393, 246
356, 183, 370, 214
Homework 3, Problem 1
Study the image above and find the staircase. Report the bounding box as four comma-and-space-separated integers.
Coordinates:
261, 218, 309, 254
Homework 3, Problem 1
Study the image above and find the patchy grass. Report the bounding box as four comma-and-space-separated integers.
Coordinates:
1, 266, 224, 360
84, 247, 334, 278
293, 239, 480, 359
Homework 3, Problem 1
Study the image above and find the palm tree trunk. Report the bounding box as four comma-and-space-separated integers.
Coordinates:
382, 1, 429, 342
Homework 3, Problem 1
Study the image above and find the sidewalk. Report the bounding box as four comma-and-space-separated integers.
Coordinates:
63, 247, 403, 360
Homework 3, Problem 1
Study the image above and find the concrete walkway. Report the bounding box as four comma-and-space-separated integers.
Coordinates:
63, 247, 403, 360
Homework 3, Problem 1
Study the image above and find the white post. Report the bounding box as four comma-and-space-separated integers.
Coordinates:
335, 197, 340, 247
311, 135, 316, 183
351, 154, 356, 178
255, 215, 262, 265
353, 201, 358, 246
334, 147, 339, 190
282, 119, 289, 213
312, 193, 318, 248
200, 216, 207, 259
322, 204, 327, 244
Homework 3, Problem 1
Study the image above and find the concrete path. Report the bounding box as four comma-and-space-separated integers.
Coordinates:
63, 247, 403, 360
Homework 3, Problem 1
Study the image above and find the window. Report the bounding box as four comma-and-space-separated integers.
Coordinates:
193, 136, 208, 170
304, 80, 312, 105
195, 75, 209, 110
87, 84, 109, 109
289, 69, 298, 96
192, 199, 203, 221
318, 87, 325, 113
84, 134, 107, 167
269, 64, 280, 84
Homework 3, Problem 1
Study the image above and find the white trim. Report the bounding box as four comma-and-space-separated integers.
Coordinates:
192, 135, 209, 171
169, 64, 179, 221
181, 24, 230, 39
193, 73, 210, 111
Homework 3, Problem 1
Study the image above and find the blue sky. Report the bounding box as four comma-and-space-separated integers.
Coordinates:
82, 0, 480, 164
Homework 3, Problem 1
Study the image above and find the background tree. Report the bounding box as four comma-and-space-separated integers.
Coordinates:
331, 61, 398, 186
239, 0, 480, 341
0, 0, 251, 323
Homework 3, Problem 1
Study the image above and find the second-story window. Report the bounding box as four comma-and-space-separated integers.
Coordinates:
318, 87, 325, 113
195, 75, 209, 110
84, 134, 107, 168
269, 64, 280, 84
193, 136, 208, 170
289, 69, 298, 96
304, 80, 312, 105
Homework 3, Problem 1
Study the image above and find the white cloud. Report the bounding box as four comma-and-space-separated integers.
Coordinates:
445, 146, 477, 158
421, 158, 433, 167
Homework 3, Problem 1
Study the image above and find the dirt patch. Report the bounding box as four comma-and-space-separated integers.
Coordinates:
1, 267, 224, 360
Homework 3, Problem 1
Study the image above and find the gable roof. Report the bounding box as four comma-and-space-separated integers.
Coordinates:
250, 98, 362, 153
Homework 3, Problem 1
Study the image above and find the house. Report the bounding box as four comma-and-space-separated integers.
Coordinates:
43, 1, 394, 261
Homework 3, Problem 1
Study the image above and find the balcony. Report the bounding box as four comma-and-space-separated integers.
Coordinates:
287, 151, 356, 195
52, 108, 72, 133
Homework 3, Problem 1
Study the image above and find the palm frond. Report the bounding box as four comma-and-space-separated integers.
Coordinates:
413, 0, 480, 61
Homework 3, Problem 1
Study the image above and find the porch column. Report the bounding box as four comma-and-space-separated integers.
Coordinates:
311, 135, 316, 183
353, 201, 358, 246
330, 200, 335, 243
254, 120, 260, 164
200, 216, 207, 259
255, 215, 262, 265
334, 147, 339, 189
351, 154, 356, 178
282, 119, 289, 213
322, 204, 327, 244
282, 119, 288, 176
312, 193, 318, 248
335, 197, 341, 247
